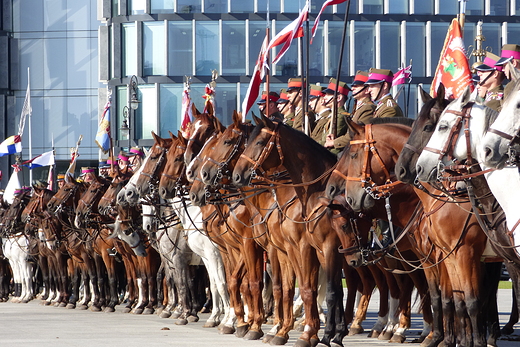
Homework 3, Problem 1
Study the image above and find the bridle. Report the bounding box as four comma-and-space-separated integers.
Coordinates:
239, 123, 285, 182
340, 124, 405, 200
487, 123, 520, 166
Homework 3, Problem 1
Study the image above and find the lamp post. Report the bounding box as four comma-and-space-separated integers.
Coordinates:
121, 75, 139, 149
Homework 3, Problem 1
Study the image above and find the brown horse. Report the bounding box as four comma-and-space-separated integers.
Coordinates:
231, 115, 359, 347
334, 117, 497, 347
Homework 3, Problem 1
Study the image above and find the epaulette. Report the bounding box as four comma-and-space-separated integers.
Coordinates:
386, 99, 395, 107
486, 92, 504, 101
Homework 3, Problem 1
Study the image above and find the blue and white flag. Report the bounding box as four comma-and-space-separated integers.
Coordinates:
22, 150, 55, 169
95, 99, 111, 153
0, 135, 22, 157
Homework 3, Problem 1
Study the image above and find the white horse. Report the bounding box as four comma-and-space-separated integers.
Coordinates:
2, 234, 33, 303
415, 87, 520, 249
481, 67, 520, 169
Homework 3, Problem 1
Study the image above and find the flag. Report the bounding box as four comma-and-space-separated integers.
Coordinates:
431, 19, 473, 99
392, 64, 412, 86
95, 99, 111, 153
66, 135, 83, 176
267, 2, 309, 64
242, 36, 269, 119
311, 0, 348, 44
202, 84, 216, 114
4, 168, 21, 205
18, 69, 31, 136
180, 87, 193, 138
0, 135, 22, 157
21, 150, 55, 169
47, 165, 54, 192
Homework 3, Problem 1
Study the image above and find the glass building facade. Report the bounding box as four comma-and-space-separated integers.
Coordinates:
2, 0, 520, 185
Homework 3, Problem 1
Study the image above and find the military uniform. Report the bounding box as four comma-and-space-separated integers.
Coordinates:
483, 85, 504, 112
268, 111, 285, 123
374, 94, 404, 118
310, 108, 348, 146
332, 97, 376, 150
289, 107, 315, 133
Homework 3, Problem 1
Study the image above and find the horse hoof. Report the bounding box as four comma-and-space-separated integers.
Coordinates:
143, 308, 154, 315
378, 330, 393, 340
269, 335, 289, 345
66, 303, 75, 309
200, 306, 211, 313
104, 306, 115, 313
175, 318, 188, 325
44, 301, 52, 306
133, 308, 144, 314
293, 338, 312, 347
367, 329, 381, 338
90, 305, 102, 312
171, 312, 182, 319
78, 304, 88, 310
187, 315, 199, 322
263, 334, 275, 343
58, 302, 67, 308
244, 329, 263, 340
160, 311, 172, 319
156, 307, 164, 315
203, 321, 218, 328
121, 307, 132, 314
235, 325, 250, 338
330, 342, 343, 347
348, 326, 364, 335
295, 324, 305, 332
310, 338, 320, 347
390, 333, 406, 343
219, 325, 235, 335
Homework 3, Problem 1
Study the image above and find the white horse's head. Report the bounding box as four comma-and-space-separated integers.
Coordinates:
113, 215, 147, 257
482, 67, 520, 169
416, 87, 494, 183
117, 151, 151, 206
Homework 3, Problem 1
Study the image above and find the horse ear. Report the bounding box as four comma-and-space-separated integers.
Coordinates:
177, 131, 187, 146
436, 83, 446, 101
232, 110, 241, 125
460, 85, 473, 106
346, 117, 362, 137
206, 102, 214, 117
252, 112, 263, 126
151, 131, 161, 144
192, 104, 201, 118
213, 117, 225, 133
169, 131, 177, 141
419, 86, 432, 103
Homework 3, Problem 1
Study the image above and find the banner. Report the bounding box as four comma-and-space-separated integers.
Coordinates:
431, 19, 473, 99
22, 150, 55, 169
311, 0, 348, 43
392, 65, 412, 86
0, 135, 22, 157
95, 99, 111, 153
180, 87, 193, 138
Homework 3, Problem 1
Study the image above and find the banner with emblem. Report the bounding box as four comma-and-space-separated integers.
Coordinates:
431, 18, 473, 99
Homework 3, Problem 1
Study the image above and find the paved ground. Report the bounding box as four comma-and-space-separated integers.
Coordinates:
0, 289, 518, 347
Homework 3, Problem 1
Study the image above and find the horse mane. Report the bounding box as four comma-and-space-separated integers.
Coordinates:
370, 117, 415, 127
483, 106, 499, 132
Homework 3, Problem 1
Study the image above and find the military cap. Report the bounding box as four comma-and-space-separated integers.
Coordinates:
118, 152, 130, 163
128, 146, 145, 157
32, 180, 48, 190
475, 52, 503, 72
81, 167, 96, 175
257, 91, 280, 105
365, 68, 394, 85
106, 157, 117, 166
14, 187, 31, 195
496, 44, 520, 66
323, 78, 351, 96
277, 89, 289, 104
351, 71, 369, 86
287, 78, 305, 92
309, 84, 325, 100
56, 174, 65, 181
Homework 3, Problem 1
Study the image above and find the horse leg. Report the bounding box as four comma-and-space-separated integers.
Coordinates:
348, 266, 373, 336
242, 240, 265, 341
481, 262, 501, 347
67, 258, 79, 309
502, 262, 520, 335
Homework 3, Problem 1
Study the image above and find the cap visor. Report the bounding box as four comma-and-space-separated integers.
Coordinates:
474, 64, 494, 72
495, 57, 513, 66
364, 79, 384, 85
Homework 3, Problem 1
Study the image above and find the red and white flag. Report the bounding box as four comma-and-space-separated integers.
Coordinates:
180, 87, 193, 138
392, 65, 412, 86
241, 36, 269, 120
431, 18, 473, 99
267, 2, 309, 64
311, 0, 348, 44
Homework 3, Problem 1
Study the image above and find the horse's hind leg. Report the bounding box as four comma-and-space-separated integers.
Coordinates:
481, 262, 501, 347
502, 262, 520, 335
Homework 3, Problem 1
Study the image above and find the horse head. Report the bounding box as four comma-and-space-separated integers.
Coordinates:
47, 173, 84, 214
113, 205, 147, 257
482, 67, 520, 168
395, 84, 450, 184
184, 106, 225, 166
158, 131, 188, 200
74, 176, 110, 228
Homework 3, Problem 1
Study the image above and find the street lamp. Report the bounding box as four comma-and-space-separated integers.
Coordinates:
121, 75, 139, 148
129, 75, 140, 110
120, 106, 130, 141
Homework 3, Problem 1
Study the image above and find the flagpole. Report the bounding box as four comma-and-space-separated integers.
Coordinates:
330, 0, 351, 137
405, 59, 412, 118
27, 68, 33, 185
305, 0, 310, 135
265, 0, 270, 117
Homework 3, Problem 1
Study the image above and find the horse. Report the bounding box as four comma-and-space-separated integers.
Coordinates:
135, 131, 236, 331
414, 87, 520, 338
481, 67, 520, 169
22, 186, 70, 306
1, 190, 34, 303
232, 115, 360, 347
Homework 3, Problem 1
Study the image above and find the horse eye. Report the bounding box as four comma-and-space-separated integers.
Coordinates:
423, 124, 434, 132
350, 152, 358, 159
341, 224, 349, 232
438, 123, 448, 131
224, 139, 232, 145
175, 156, 183, 162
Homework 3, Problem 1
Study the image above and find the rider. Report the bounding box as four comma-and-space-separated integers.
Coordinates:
365, 68, 403, 118
277, 89, 292, 121
257, 91, 284, 123
285, 78, 315, 133
474, 51, 505, 112
325, 71, 376, 152
494, 43, 520, 97
128, 146, 145, 171
98, 160, 111, 179
56, 174, 66, 189
79, 167, 97, 183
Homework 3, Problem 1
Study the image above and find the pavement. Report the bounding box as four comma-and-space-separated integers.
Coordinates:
0, 289, 518, 347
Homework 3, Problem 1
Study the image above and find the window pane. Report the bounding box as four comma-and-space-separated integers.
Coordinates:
406, 22, 425, 76
178, 0, 201, 13
466, 0, 483, 15
489, 0, 508, 15
222, 21, 246, 75
151, 0, 174, 13
129, 0, 146, 14
249, 22, 268, 75
387, 0, 408, 14
380, 22, 400, 71
159, 84, 182, 137
354, 21, 375, 73
122, 23, 137, 77
273, 21, 299, 77
413, 0, 433, 15
364, 0, 383, 14
230, 0, 253, 13
143, 22, 165, 76
309, 23, 323, 76
327, 21, 349, 77
205, 0, 227, 13
438, 0, 457, 15
395, 84, 418, 119
169, 22, 193, 76
117, 87, 128, 142
134, 85, 157, 140
336, 0, 358, 14
282, 0, 300, 13
507, 24, 520, 45
196, 22, 219, 76
430, 22, 450, 76
256, 0, 281, 13
481, 22, 501, 60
